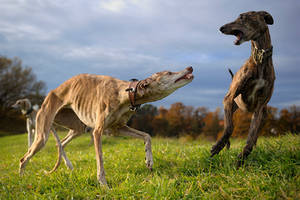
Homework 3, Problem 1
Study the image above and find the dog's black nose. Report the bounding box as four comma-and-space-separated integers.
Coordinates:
219, 26, 225, 33
186, 66, 193, 72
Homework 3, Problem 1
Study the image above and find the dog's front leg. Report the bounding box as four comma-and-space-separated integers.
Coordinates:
93, 125, 107, 185
118, 125, 153, 171
236, 106, 267, 168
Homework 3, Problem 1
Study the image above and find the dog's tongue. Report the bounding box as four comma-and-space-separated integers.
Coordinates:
234, 32, 242, 45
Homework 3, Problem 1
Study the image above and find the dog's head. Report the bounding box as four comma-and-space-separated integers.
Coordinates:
12, 99, 32, 115
136, 66, 194, 103
219, 11, 274, 45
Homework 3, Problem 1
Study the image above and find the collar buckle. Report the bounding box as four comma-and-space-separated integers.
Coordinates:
253, 46, 273, 64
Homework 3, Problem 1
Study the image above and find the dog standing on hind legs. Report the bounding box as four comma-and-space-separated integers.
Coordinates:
211, 11, 275, 167
19, 66, 194, 185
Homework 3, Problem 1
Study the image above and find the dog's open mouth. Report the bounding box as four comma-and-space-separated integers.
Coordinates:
230, 30, 244, 45
175, 68, 194, 83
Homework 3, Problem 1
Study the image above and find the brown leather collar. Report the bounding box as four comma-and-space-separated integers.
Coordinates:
125, 79, 141, 111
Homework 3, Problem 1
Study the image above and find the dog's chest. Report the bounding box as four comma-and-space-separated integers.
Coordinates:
105, 106, 134, 129
26, 113, 36, 128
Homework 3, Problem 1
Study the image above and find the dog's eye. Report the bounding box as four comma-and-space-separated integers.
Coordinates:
240, 14, 246, 20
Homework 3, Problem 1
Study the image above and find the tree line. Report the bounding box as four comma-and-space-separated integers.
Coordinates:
128, 103, 300, 139
0, 56, 299, 138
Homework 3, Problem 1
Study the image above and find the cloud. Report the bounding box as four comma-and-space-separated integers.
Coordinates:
63, 46, 160, 65
99, 0, 127, 13
0, 0, 299, 110
0, 21, 60, 41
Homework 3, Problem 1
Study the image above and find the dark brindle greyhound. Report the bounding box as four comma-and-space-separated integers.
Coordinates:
211, 11, 275, 167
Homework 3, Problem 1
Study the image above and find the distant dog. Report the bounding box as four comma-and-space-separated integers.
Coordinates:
211, 11, 275, 167
13, 98, 93, 172
19, 67, 194, 185
12, 99, 40, 148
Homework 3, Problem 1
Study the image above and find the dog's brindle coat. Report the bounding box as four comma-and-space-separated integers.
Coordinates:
211, 11, 275, 167
19, 67, 194, 185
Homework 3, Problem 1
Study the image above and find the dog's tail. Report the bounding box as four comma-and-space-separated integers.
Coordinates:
228, 68, 234, 79
46, 128, 63, 174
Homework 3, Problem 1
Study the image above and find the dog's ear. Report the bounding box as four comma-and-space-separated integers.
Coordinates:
140, 79, 151, 89
258, 11, 274, 25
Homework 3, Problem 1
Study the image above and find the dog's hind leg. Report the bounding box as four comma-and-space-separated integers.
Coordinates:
51, 128, 90, 172
19, 92, 64, 175
47, 128, 73, 173
88, 131, 94, 146
59, 130, 80, 169
61, 130, 79, 147
211, 95, 238, 157
118, 125, 153, 171
236, 106, 267, 168
211, 71, 253, 157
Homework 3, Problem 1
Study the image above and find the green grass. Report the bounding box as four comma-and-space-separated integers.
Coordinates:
0, 133, 299, 200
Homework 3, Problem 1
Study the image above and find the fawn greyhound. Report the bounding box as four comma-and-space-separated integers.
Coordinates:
211, 11, 275, 167
19, 66, 194, 185
13, 98, 94, 173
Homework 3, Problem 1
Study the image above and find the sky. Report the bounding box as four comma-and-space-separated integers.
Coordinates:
0, 0, 299, 110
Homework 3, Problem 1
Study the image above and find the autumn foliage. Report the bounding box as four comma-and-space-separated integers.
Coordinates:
128, 103, 300, 139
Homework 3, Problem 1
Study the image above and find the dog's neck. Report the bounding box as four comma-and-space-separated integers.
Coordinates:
22, 107, 34, 116
20, 102, 34, 116
250, 28, 273, 65
125, 80, 141, 111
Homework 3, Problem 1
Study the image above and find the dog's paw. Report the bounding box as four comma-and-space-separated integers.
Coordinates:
145, 146, 153, 171
19, 168, 24, 176
145, 156, 153, 171
236, 153, 246, 169
145, 158, 153, 168
64, 159, 74, 170
98, 177, 108, 186
236, 158, 244, 169
19, 162, 26, 176
226, 140, 231, 150
211, 140, 227, 157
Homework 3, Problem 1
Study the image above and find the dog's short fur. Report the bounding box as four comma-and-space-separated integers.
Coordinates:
211, 11, 275, 167
19, 67, 194, 185
12, 99, 39, 148
13, 98, 93, 172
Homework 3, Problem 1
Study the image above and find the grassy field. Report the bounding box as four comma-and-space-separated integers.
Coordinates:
0, 133, 299, 200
